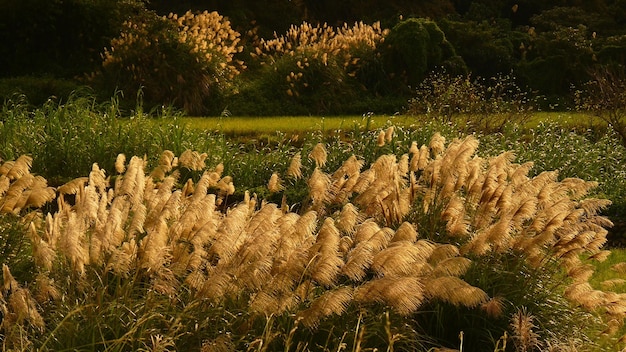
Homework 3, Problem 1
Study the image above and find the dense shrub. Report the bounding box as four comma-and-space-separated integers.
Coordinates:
91, 11, 244, 115
0, 77, 82, 106
381, 18, 467, 89
515, 8, 597, 98
575, 65, 626, 145
437, 18, 520, 79
0, 94, 225, 185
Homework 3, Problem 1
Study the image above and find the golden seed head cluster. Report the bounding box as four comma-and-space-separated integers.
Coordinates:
101, 11, 244, 85
1, 128, 623, 344
168, 11, 245, 78
252, 21, 388, 97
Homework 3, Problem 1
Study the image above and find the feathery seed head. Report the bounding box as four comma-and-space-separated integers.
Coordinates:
115, 154, 126, 174
481, 296, 505, 318
377, 130, 386, 147
409, 141, 419, 155
308, 167, 331, 206
429, 133, 446, 156
426, 276, 489, 308
509, 307, 540, 351
309, 143, 328, 168
286, 152, 303, 180
354, 277, 425, 315
2, 264, 18, 294
268, 172, 283, 193
5, 155, 33, 180
336, 203, 360, 234
299, 286, 354, 328
391, 222, 418, 243
385, 126, 394, 143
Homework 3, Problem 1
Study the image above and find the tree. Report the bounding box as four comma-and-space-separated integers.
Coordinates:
382, 18, 466, 89
0, 0, 145, 78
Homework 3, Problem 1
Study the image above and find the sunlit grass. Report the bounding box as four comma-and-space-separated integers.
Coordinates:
178, 112, 603, 135
3, 94, 626, 350
179, 114, 419, 134
589, 248, 626, 293
527, 111, 606, 129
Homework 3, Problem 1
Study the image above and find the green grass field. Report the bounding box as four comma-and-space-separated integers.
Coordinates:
178, 111, 606, 136
179, 114, 419, 134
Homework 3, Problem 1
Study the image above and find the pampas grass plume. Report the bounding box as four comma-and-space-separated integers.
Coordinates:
612, 262, 626, 274
510, 307, 540, 351
377, 130, 386, 147
426, 276, 488, 308
309, 218, 343, 286
309, 143, 328, 168
115, 154, 126, 174
355, 276, 425, 315
308, 167, 331, 206
286, 152, 303, 180
336, 203, 360, 234
2, 264, 18, 293
29, 222, 55, 272
481, 296, 505, 318
391, 222, 418, 243
5, 155, 33, 180
385, 126, 394, 143
298, 286, 354, 327
268, 172, 283, 193
371, 240, 434, 277
429, 133, 446, 156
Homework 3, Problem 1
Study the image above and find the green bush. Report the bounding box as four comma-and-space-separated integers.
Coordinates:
0, 129, 618, 350
381, 18, 467, 89
0, 77, 82, 106
480, 122, 626, 245
0, 93, 225, 186
437, 18, 518, 79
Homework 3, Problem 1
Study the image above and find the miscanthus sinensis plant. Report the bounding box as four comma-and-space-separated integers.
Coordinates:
93, 11, 243, 114
250, 21, 388, 102
1, 131, 624, 350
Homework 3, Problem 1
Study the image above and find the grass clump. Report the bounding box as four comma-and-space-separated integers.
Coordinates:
0, 93, 226, 186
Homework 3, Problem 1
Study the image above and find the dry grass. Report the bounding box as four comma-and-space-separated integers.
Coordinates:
0, 129, 624, 350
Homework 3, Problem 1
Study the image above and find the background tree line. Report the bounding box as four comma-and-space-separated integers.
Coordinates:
1, 0, 625, 113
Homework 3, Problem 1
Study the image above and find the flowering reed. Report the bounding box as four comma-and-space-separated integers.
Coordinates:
251, 21, 387, 99
95, 11, 243, 114
0, 129, 623, 350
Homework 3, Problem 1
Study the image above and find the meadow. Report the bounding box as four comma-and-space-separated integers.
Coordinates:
2, 94, 626, 351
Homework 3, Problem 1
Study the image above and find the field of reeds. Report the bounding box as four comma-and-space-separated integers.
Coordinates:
2, 95, 626, 351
